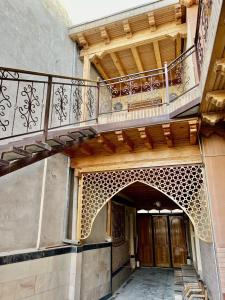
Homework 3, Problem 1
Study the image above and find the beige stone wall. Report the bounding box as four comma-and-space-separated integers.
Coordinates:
0, 253, 71, 300
80, 247, 111, 300
112, 241, 129, 273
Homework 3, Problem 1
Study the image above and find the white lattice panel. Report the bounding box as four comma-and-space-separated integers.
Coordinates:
80, 165, 212, 242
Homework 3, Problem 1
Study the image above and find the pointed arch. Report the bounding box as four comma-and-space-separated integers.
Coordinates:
79, 165, 212, 242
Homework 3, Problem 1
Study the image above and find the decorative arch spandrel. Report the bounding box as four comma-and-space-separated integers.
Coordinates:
79, 164, 212, 242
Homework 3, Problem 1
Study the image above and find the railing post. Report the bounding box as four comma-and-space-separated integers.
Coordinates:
96, 77, 100, 124
164, 62, 170, 105
43, 75, 52, 142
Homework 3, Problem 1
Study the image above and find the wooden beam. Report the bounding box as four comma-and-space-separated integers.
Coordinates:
131, 47, 144, 73
188, 120, 198, 145
162, 124, 173, 147
79, 143, 93, 155
176, 33, 182, 57
110, 52, 125, 76
92, 56, 109, 79
138, 127, 153, 149
100, 26, 110, 44
80, 22, 187, 57
97, 134, 116, 153
122, 20, 132, 38
175, 4, 182, 25
147, 12, 156, 32
77, 33, 88, 49
153, 41, 162, 69
115, 130, 134, 152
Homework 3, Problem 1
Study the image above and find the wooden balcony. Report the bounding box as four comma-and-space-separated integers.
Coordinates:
0, 46, 199, 145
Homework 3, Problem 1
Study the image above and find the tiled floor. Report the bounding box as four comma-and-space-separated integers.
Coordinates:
110, 268, 175, 300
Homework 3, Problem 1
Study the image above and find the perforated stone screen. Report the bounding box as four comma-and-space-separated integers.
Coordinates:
80, 165, 212, 242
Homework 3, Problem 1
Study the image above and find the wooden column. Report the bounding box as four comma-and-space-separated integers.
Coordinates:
82, 55, 91, 121
106, 200, 112, 238
76, 174, 83, 242
130, 212, 136, 269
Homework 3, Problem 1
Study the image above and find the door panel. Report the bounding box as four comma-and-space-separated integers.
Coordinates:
153, 216, 170, 267
170, 216, 187, 267
137, 215, 153, 266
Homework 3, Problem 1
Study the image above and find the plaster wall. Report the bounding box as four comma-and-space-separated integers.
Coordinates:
85, 205, 107, 244
202, 134, 225, 297
39, 154, 69, 247
80, 247, 111, 300
0, 154, 69, 252
0, 161, 44, 252
0, 0, 79, 76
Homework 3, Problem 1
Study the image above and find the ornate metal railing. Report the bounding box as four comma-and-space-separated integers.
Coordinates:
0, 46, 198, 141
195, 0, 212, 71
99, 45, 198, 115
0, 68, 98, 141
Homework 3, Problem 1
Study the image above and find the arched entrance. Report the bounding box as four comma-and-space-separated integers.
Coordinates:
78, 164, 212, 242
111, 181, 190, 268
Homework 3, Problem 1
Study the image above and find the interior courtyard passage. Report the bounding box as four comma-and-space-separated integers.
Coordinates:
110, 268, 175, 300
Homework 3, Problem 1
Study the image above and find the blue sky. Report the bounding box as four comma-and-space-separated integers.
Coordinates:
61, 0, 153, 24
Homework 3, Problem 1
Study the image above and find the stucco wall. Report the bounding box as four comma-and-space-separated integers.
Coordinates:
0, 161, 44, 252
0, 0, 92, 252
85, 205, 107, 244
0, 154, 69, 252
0, 0, 77, 75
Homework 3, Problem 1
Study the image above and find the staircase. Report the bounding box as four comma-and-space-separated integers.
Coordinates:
0, 46, 200, 176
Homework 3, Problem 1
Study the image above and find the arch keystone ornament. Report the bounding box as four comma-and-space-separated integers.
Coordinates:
79, 165, 212, 242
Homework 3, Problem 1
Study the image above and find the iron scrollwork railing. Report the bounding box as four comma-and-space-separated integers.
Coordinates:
98, 45, 198, 115
0, 68, 98, 141
195, 0, 213, 71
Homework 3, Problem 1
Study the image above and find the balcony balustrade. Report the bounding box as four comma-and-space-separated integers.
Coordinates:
0, 45, 198, 143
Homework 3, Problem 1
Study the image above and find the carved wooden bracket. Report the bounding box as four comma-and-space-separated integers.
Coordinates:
162, 124, 173, 147
97, 134, 116, 153
115, 130, 134, 152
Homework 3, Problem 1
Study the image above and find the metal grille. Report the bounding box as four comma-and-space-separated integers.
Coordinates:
80, 165, 211, 242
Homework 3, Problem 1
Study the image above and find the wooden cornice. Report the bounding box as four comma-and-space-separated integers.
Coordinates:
202, 112, 225, 126
77, 33, 89, 49
100, 26, 110, 44
123, 20, 132, 38
188, 120, 198, 145
179, 0, 198, 7
147, 12, 156, 32
175, 4, 182, 25
80, 22, 187, 57
205, 90, 225, 109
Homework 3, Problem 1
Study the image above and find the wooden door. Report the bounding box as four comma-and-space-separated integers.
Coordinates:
153, 216, 170, 267
137, 215, 153, 266
170, 216, 187, 267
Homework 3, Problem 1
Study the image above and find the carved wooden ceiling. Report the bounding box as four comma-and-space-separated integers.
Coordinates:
114, 181, 179, 210
66, 118, 198, 160
69, 3, 187, 80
